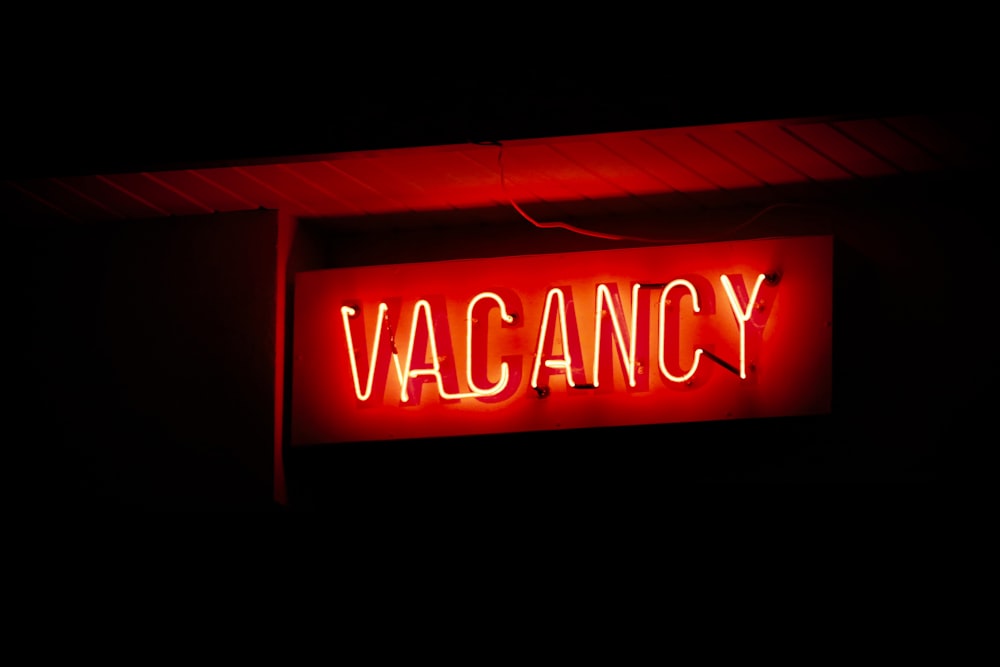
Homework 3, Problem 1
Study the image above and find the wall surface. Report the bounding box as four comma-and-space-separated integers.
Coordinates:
15, 209, 280, 510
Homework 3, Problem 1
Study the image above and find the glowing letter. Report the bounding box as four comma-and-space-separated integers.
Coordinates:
467, 291, 523, 401
340, 300, 407, 403
400, 297, 468, 404
720, 273, 768, 380
531, 287, 588, 391
593, 283, 650, 391
657, 280, 705, 383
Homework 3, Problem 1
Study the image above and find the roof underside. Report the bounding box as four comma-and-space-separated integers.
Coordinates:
3, 112, 990, 227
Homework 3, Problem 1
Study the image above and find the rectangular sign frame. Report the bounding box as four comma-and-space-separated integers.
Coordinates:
290, 235, 833, 445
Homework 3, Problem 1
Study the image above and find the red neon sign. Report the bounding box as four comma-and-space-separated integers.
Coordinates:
290, 235, 833, 445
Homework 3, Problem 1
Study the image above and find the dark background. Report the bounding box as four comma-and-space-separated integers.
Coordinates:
6, 22, 989, 511
4, 14, 992, 180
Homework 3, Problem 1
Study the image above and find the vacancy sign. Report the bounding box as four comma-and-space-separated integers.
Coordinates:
290, 235, 833, 445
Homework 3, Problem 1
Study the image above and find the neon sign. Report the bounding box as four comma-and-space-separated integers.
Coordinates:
291, 236, 833, 445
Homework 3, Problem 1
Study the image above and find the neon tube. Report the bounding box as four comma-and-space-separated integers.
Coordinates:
657, 280, 704, 383
466, 291, 516, 396
401, 299, 502, 402
592, 282, 641, 388
531, 288, 578, 389
720, 273, 767, 380
340, 304, 406, 401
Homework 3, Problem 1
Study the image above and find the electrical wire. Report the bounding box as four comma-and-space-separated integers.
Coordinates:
485, 139, 810, 244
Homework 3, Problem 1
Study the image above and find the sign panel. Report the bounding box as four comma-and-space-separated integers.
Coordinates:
291, 235, 833, 445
